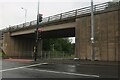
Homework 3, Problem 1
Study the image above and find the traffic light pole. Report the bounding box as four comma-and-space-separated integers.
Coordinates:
34, 0, 40, 61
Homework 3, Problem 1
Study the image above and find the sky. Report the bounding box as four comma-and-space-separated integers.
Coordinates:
0, 0, 112, 29
0, 0, 112, 43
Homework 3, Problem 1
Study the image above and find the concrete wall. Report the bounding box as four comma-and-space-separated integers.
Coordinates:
75, 9, 119, 61
118, 8, 120, 61
3, 32, 35, 58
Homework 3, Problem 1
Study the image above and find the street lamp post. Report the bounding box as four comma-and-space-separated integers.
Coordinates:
21, 7, 27, 26
91, 0, 95, 61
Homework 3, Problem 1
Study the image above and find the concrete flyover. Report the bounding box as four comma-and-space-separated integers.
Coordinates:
1, 2, 120, 61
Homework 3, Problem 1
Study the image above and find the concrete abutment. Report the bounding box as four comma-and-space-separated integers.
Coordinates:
75, 9, 119, 61
3, 32, 35, 58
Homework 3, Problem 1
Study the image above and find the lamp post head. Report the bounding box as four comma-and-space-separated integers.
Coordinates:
21, 7, 23, 9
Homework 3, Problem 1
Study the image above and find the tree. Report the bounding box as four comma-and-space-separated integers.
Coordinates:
42, 38, 74, 54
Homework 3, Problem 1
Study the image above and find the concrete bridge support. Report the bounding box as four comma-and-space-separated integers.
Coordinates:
75, 9, 119, 61
3, 32, 35, 58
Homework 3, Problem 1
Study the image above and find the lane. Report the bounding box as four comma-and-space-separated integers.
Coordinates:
2, 60, 99, 78
1, 59, 118, 78
1, 63, 48, 72
2, 66, 99, 78
2, 62, 99, 78
2, 60, 34, 70
2, 67, 99, 78
26, 68, 99, 77
2, 68, 85, 78
29, 63, 118, 78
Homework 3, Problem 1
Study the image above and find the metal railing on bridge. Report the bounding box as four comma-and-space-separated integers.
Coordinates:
2, 1, 119, 32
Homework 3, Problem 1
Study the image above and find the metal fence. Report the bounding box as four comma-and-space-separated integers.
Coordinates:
38, 51, 75, 60
1, 2, 119, 32
4, 51, 75, 59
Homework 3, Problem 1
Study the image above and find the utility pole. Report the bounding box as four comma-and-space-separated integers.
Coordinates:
91, 0, 95, 61
34, 0, 40, 61
34, 0, 43, 61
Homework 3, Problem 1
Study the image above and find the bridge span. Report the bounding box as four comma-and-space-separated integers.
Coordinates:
1, 2, 120, 61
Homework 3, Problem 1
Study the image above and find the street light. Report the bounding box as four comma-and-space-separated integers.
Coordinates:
21, 7, 27, 26
91, 0, 95, 61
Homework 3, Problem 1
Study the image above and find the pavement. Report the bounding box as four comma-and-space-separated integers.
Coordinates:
1, 58, 119, 79
2, 58, 119, 67
3, 58, 33, 62
37, 58, 119, 66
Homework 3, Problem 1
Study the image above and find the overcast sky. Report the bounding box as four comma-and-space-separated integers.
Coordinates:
0, 0, 112, 29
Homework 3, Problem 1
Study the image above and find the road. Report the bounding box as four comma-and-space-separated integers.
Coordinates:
0, 59, 119, 79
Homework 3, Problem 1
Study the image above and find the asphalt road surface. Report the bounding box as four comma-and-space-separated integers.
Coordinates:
0, 59, 118, 79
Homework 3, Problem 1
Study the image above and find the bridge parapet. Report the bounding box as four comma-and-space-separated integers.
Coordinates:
1, 1, 119, 32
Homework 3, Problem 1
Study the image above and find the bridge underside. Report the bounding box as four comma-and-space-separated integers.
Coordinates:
16, 28, 75, 39
3, 28, 75, 58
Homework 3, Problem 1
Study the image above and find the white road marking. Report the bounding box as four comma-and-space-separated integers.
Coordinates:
0, 63, 47, 72
26, 68, 100, 78
1, 62, 99, 78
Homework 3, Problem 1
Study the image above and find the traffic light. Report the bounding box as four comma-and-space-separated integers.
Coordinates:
38, 14, 43, 22
38, 28, 42, 39
1, 33, 3, 40
38, 32, 42, 39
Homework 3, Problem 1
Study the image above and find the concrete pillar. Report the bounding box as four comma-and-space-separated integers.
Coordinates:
3, 32, 14, 57
75, 17, 91, 60
3, 32, 35, 58
75, 10, 119, 61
